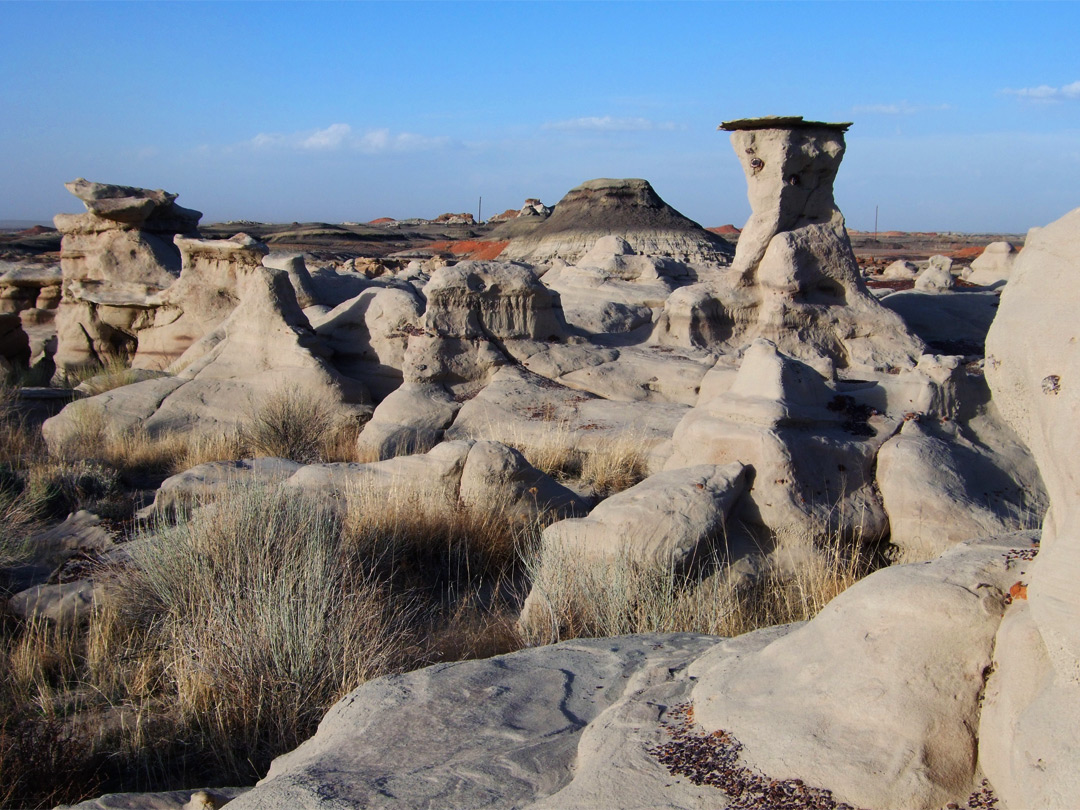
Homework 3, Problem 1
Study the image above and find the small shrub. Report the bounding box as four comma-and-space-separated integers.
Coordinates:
26, 459, 121, 519
239, 385, 343, 464
106, 483, 403, 782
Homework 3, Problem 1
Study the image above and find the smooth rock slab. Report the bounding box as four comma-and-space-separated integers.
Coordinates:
58, 787, 248, 809
227, 635, 721, 810
690, 534, 1023, 810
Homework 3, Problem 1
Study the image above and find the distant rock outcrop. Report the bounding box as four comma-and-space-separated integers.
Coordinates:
497, 178, 734, 265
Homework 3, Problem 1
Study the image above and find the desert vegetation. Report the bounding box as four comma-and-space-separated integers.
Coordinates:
0, 370, 889, 807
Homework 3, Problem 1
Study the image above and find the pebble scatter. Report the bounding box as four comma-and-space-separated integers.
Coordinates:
647, 703, 1000, 810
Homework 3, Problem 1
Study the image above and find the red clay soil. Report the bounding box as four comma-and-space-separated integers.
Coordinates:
707, 224, 741, 235
948, 246, 985, 260
425, 240, 510, 260
17, 225, 55, 236
368, 217, 396, 225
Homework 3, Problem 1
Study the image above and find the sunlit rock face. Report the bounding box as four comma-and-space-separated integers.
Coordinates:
655, 117, 924, 375
52, 179, 201, 378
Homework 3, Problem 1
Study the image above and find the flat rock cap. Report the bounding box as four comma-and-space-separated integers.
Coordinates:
718, 116, 852, 132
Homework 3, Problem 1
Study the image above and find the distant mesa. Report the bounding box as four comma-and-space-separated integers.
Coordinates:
496, 178, 734, 265
16, 224, 56, 237
368, 217, 396, 225
708, 224, 741, 235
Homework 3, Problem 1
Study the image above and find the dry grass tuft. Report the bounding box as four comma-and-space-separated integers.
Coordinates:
521, 523, 880, 646
239, 385, 357, 464
71, 356, 142, 396
96, 483, 405, 782
461, 419, 649, 497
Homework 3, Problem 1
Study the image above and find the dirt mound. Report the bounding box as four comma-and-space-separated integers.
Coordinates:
368, 217, 396, 225
707, 224, 741, 235
496, 178, 733, 264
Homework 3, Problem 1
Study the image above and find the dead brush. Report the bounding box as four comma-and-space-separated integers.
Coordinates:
458, 419, 649, 496
520, 521, 882, 646
239, 384, 361, 464
101, 481, 406, 784
343, 481, 543, 580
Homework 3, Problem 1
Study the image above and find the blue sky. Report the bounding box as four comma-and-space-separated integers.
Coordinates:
1, 1, 1077, 232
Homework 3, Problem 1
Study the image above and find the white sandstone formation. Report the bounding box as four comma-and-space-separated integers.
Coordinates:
914, 261, 956, 291
131, 233, 270, 370
967, 240, 1018, 287
356, 261, 567, 457
690, 534, 1024, 809
287, 439, 586, 524
541, 235, 694, 336
881, 258, 919, 280
311, 283, 425, 402
875, 418, 1034, 560
52, 179, 201, 377
980, 206, 1080, 809
666, 339, 897, 543
497, 178, 734, 266
654, 117, 925, 374
536, 462, 746, 568
42, 266, 368, 447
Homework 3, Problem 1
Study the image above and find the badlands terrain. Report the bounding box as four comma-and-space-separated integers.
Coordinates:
0, 116, 1075, 810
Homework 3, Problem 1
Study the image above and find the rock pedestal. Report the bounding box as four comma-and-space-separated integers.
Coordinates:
131, 233, 269, 370
655, 117, 924, 373
52, 179, 201, 378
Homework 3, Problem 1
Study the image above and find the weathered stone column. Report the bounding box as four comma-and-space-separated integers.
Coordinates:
657, 116, 924, 372
52, 179, 201, 379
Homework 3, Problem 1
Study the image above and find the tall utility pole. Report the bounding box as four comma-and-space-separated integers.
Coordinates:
875, 205, 879, 241
478, 196, 482, 223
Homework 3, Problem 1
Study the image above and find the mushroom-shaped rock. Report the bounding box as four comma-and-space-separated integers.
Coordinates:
655, 118, 924, 373
51, 179, 202, 378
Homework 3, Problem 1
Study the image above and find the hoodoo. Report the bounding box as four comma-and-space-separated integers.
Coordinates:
655, 116, 924, 373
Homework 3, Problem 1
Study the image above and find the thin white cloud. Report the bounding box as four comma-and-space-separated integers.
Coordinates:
543, 115, 680, 132
245, 124, 449, 153
852, 102, 953, 115
301, 123, 352, 150
1002, 81, 1080, 102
